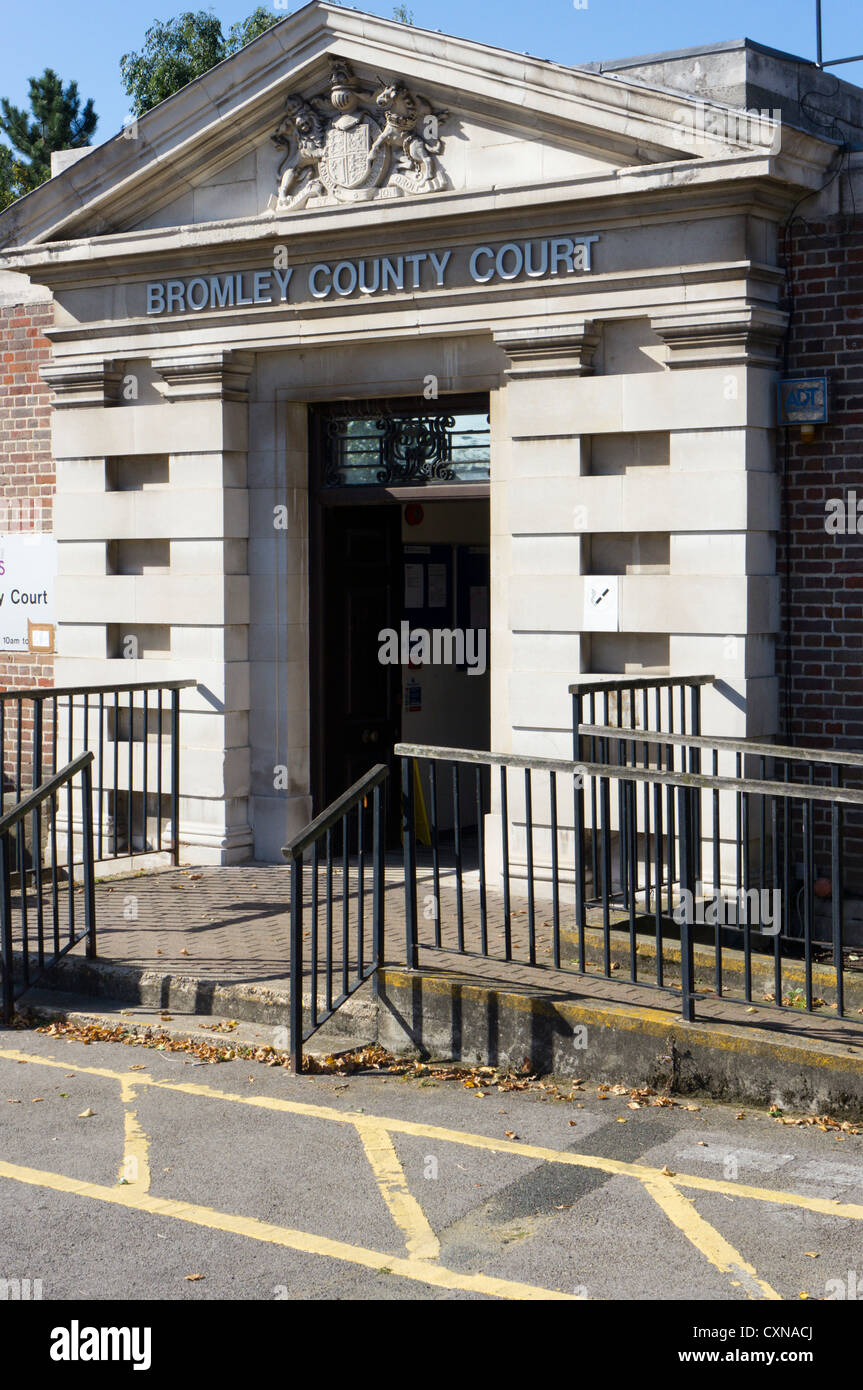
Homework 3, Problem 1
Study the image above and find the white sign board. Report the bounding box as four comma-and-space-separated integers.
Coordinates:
583, 575, 620, 633
0, 534, 57, 651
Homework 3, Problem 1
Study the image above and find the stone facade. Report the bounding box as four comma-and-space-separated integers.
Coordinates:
0, 8, 860, 864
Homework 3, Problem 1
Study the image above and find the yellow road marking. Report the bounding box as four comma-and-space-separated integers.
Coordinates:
4, 1049, 863, 1222
118, 1080, 150, 1193
641, 1176, 781, 1301
354, 1120, 440, 1261
0, 1158, 575, 1302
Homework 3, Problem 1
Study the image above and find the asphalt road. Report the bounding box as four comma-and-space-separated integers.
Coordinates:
1, 1024, 862, 1304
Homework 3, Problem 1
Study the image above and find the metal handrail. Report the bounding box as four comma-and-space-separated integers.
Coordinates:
578, 724, 863, 770
0, 680, 196, 701
397, 743, 863, 806
0, 752, 94, 835
0, 751, 97, 1024
283, 764, 389, 860
568, 674, 715, 695
284, 764, 388, 1072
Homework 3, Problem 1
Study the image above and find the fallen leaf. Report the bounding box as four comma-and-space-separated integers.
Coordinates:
804, 1252, 819, 1258
504, 1130, 518, 1140
660, 1165, 676, 1177
77, 1108, 94, 1118
185, 1273, 204, 1282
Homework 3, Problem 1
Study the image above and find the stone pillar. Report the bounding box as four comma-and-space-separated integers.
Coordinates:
49, 348, 253, 863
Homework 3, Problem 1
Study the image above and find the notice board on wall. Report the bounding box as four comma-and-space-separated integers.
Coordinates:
402, 544, 453, 626
0, 534, 57, 652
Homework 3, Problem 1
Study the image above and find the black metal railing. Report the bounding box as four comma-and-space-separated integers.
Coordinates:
0, 680, 195, 868
0, 751, 97, 1025
282, 764, 388, 1072
396, 741, 863, 1029
580, 722, 863, 999
570, 674, 714, 907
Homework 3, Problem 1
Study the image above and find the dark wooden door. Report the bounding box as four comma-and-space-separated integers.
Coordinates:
318, 505, 402, 826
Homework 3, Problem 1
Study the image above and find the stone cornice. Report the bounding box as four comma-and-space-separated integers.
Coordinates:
649, 309, 789, 368
493, 321, 600, 378
0, 3, 837, 254
151, 350, 254, 402
40, 359, 126, 408
0, 159, 827, 287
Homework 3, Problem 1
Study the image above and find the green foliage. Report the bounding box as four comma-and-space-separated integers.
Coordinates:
0, 144, 34, 210
226, 6, 282, 54
0, 68, 97, 188
392, 5, 415, 22
121, 8, 285, 117
120, 11, 225, 116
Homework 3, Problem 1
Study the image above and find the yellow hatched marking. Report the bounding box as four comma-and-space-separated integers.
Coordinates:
4, 1045, 862, 1303
118, 1079, 150, 1193
4, 1049, 863, 1218
641, 1176, 781, 1301
355, 1120, 440, 1260
0, 1158, 575, 1302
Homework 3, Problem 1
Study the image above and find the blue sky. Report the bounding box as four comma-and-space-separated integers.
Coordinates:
1, 0, 861, 145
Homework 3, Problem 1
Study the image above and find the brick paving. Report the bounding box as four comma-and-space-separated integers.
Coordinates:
10, 858, 863, 1052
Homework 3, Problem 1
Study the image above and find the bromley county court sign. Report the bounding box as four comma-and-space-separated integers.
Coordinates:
144, 235, 602, 313
0, 2, 836, 863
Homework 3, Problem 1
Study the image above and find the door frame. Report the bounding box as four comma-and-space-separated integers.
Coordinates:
308, 395, 490, 817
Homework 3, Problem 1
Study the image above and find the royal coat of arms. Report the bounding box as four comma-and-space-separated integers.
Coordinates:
271, 59, 448, 210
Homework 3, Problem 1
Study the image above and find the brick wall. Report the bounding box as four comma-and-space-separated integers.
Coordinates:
0, 294, 54, 791
777, 213, 863, 887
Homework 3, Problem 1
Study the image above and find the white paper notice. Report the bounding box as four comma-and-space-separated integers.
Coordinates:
404, 563, 424, 609
427, 563, 447, 609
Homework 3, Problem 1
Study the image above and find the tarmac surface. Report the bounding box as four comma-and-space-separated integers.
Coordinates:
1, 1024, 863, 1302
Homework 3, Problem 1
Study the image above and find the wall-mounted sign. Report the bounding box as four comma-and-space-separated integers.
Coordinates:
144, 233, 601, 315
583, 576, 619, 633
0, 534, 57, 652
778, 377, 828, 425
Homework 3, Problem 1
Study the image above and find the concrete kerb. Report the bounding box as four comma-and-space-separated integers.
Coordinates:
376, 966, 863, 1116
10, 950, 863, 1117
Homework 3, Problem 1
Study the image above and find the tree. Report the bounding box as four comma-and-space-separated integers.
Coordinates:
226, 6, 283, 54
392, 5, 415, 21
0, 145, 32, 211
121, 8, 285, 117
0, 69, 97, 189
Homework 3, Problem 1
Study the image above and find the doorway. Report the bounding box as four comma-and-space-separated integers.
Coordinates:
310, 399, 491, 832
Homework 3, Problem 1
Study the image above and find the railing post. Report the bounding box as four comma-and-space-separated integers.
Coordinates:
170, 687, 181, 866
372, 782, 385, 997
0, 833, 12, 1026
402, 757, 419, 969
80, 759, 97, 960
677, 783, 696, 1022
290, 853, 303, 1073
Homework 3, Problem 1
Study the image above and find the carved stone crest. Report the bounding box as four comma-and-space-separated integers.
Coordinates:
271, 59, 448, 211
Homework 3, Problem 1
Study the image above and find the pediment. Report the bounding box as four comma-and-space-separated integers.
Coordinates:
0, 1, 804, 252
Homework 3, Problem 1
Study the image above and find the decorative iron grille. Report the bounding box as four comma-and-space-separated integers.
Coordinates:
322, 408, 490, 487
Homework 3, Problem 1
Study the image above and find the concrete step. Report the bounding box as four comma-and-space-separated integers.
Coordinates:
11, 952, 378, 1041
18, 989, 375, 1063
